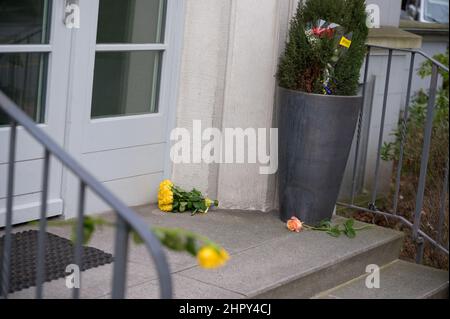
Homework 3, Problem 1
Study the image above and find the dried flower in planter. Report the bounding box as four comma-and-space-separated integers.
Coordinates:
286, 217, 372, 238
303, 19, 354, 95
277, 0, 368, 96
158, 180, 219, 216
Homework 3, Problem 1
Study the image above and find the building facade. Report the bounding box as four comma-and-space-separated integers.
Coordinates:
0, 0, 447, 224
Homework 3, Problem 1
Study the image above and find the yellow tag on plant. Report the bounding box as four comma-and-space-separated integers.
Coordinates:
339, 36, 352, 48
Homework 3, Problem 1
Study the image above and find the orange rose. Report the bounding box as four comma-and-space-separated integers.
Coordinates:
287, 216, 303, 233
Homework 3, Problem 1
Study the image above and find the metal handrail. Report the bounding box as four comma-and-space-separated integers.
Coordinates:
341, 44, 449, 263
368, 44, 449, 72
0, 90, 172, 298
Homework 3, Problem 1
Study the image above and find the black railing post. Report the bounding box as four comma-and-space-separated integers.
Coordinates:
412, 64, 439, 242
36, 149, 51, 299
112, 216, 130, 299
393, 52, 416, 215
370, 49, 393, 209
351, 46, 371, 204
73, 182, 86, 299
0, 120, 17, 298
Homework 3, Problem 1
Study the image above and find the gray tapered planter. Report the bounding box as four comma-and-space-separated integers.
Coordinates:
277, 87, 362, 225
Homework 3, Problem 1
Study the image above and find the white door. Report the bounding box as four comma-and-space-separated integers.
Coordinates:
62, 0, 183, 216
0, 0, 71, 225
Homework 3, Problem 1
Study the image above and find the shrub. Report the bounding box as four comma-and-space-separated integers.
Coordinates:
277, 0, 368, 96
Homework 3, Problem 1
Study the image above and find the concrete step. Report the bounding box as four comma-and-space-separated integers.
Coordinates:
314, 259, 449, 299
6, 208, 408, 299
171, 212, 405, 299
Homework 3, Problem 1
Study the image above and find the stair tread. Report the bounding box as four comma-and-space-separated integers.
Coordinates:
175, 214, 404, 297
315, 260, 449, 299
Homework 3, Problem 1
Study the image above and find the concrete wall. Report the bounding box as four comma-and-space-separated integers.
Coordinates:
366, 0, 402, 26
172, 0, 447, 211
172, 0, 298, 211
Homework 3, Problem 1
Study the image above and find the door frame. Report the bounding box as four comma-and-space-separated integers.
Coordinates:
0, 0, 73, 225
60, 0, 185, 218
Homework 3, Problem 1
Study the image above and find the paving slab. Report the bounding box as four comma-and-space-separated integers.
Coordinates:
176, 217, 404, 298
4, 206, 407, 299
99, 275, 243, 299
9, 261, 158, 299
315, 260, 449, 299
134, 205, 294, 255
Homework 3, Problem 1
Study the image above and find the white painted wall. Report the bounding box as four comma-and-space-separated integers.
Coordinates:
172, 0, 447, 211
366, 0, 402, 26
172, 0, 297, 211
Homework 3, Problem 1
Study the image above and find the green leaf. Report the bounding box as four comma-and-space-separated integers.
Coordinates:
319, 219, 332, 229
199, 202, 207, 211
71, 216, 96, 245
344, 227, 356, 238
344, 219, 355, 229
185, 236, 198, 257
131, 231, 144, 245
327, 226, 341, 238
343, 219, 357, 239
161, 231, 185, 251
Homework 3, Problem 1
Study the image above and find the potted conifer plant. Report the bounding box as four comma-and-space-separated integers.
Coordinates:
277, 0, 369, 224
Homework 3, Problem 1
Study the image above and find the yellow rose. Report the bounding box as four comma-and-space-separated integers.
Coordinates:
159, 203, 173, 212
160, 179, 173, 189
219, 249, 230, 263
158, 190, 173, 201
158, 180, 174, 212
197, 246, 230, 269
158, 196, 172, 206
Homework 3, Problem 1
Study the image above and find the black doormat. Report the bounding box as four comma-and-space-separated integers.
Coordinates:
0, 230, 113, 294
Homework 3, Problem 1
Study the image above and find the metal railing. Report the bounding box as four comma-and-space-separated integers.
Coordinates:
0, 91, 172, 299
339, 44, 449, 263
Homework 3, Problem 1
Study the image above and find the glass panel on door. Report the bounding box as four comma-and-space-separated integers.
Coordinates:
96, 0, 166, 44
0, 0, 51, 125
91, 51, 162, 118
0, 0, 51, 44
91, 0, 166, 119
0, 52, 48, 125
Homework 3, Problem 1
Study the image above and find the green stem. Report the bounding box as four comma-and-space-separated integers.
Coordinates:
152, 226, 218, 248
353, 225, 373, 231
303, 225, 330, 231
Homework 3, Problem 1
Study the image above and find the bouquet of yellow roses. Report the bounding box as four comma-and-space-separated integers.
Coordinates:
158, 180, 219, 215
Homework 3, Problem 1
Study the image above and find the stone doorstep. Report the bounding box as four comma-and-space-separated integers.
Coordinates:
367, 26, 423, 49
313, 259, 449, 299
6, 206, 447, 299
